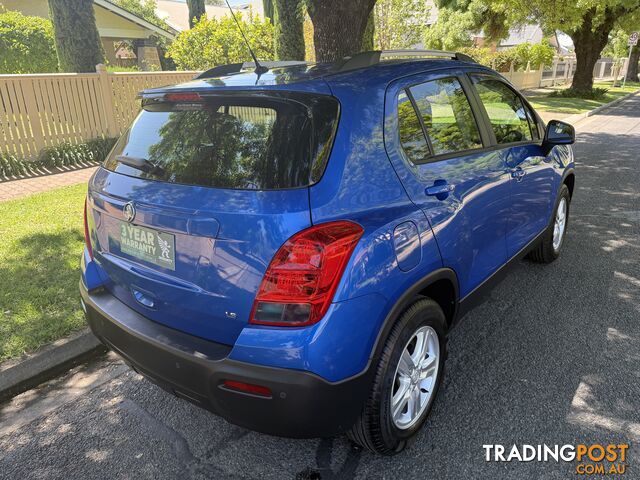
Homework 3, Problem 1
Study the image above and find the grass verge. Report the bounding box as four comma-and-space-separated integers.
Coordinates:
0, 183, 87, 362
526, 81, 640, 115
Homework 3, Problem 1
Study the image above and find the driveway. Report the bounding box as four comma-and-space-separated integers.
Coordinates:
1, 95, 639, 480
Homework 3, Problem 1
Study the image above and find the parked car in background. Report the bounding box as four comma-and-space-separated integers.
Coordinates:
80, 50, 575, 454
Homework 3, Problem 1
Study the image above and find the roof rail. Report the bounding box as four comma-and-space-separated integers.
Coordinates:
196, 60, 309, 79
333, 49, 476, 73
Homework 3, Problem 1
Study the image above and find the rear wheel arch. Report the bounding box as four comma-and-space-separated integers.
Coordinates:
370, 269, 459, 364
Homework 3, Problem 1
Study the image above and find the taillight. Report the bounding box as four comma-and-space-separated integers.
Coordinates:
83, 196, 93, 259
249, 221, 364, 327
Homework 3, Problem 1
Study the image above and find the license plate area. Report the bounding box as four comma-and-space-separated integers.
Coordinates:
109, 221, 176, 271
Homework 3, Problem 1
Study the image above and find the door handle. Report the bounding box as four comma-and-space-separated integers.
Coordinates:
511, 168, 526, 181
425, 181, 454, 199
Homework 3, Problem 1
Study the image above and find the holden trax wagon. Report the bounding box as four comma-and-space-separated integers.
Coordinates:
80, 50, 576, 454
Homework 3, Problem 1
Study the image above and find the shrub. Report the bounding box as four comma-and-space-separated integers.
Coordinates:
0, 137, 117, 179
0, 10, 58, 74
548, 88, 608, 100
168, 10, 275, 70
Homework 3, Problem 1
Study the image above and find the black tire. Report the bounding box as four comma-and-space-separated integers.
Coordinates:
528, 184, 571, 264
347, 298, 447, 455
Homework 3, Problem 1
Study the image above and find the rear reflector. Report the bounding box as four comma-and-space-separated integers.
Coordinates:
249, 221, 364, 327
222, 380, 272, 397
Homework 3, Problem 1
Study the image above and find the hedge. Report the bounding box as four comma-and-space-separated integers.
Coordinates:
0, 137, 117, 179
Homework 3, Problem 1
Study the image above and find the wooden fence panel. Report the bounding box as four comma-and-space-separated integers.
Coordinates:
108, 71, 197, 133
0, 68, 198, 158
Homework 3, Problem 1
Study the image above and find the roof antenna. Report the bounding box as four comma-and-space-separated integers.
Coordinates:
223, 0, 269, 75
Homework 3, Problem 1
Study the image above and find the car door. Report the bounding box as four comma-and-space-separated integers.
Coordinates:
468, 74, 556, 258
384, 70, 511, 298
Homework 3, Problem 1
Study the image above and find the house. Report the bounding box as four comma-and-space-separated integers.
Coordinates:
1, 0, 178, 70
155, 0, 264, 32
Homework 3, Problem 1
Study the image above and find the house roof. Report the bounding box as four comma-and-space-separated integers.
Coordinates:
1, 0, 177, 40
95, 0, 177, 39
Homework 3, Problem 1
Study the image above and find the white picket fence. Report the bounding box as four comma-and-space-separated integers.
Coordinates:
0, 65, 198, 158
502, 57, 628, 90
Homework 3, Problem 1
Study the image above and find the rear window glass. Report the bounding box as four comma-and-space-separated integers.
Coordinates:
104, 92, 339, 190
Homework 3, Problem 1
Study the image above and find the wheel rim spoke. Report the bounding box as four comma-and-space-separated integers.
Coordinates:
391, 325, 440, 430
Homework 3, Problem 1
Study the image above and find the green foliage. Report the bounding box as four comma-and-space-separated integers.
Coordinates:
435, 0, 509, 43
49, 0, 105, 72
274, 0, 305, 60
603, 28, 634, 58
168, 11, 275, 69
0, 10, 58, 74
423, 8, 475, 50
374, 0, 430, 50
548, 87, 608, 100
458, 43, 555, 72
0, 138, 117, 178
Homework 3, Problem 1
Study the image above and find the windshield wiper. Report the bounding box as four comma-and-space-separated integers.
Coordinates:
116, 155, 165, 175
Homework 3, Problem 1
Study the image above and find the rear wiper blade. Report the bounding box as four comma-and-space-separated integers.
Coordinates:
116, 155, 164, 174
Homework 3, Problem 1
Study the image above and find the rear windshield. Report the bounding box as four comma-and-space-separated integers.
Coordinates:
103, 92, 340, 190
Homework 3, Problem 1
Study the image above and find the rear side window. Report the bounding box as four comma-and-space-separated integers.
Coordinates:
104, 92, 340, 190
398, 90, 430, 163
471, 76, 534, 144
409, 78, 482, 156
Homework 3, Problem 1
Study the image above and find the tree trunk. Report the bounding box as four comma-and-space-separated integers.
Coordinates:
361, 11, 375, 51
274, 0, 305, 60
626, 45, 639, 82
568, 7, 616, 92
48, 0, 104, 73
187, 0, 206, 28
263, 0, 275, 22
307, 0, 377, 62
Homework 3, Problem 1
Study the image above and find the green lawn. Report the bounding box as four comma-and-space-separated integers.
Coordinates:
0, 183, 87, 362
526, 81, 640, 115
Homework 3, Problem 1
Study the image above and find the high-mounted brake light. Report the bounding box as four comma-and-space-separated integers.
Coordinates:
249, 221, 364, 327
164, 92, 203, 102
83, 196, 93, 259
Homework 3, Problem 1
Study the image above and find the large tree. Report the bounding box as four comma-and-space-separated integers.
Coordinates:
489, 0, 640, 91
307, 0, 377, 62
187, 0, 206, 28
274, 0, 305, 60
48, 0, 104, 72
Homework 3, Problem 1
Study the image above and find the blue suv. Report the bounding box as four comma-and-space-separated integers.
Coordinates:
80, 50, 575, 454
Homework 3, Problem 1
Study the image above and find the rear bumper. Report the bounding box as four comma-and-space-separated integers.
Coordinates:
80, 282, 372, 438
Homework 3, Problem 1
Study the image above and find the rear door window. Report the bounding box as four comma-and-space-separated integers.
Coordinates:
104, 92, 340, 190
408, 77, 482, 156
397, 90, 430, 163
471, 76, 535, 144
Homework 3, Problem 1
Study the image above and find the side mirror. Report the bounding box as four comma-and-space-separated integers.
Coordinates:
544, 120, 575, 150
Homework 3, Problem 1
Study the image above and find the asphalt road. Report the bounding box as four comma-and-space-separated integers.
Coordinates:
2, 94, 640, 480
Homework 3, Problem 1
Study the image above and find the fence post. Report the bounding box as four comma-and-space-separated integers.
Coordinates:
551, 59, 558, 86
22, 78, 46, 155
96, 64, 118, 137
